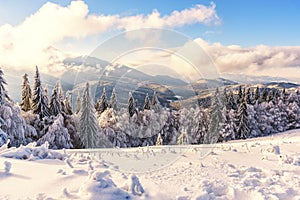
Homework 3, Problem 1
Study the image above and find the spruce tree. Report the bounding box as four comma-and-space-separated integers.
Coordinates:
109, 88, 117, 110
236, 98, 249, 139
80, 82, 99, 148
0, 69, 9, 104
20, 73, 32, 111
49, 83, 62, 116
63, 91, 73, 115
128, 92, 136, 117
75, 91, 81, 114
143, 93, 150, 110
204, 88, 224, 144
96, 87, 108, 114
32, 66, 50, 119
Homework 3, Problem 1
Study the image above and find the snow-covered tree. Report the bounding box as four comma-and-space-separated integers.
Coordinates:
20, 73, 32, 112
143, 93, 150, 110
80, 82, 99, 148
177, 128, 189, 145
156, 132, 163, 145
204, 88, 224, 144
236, 98, 249, 139
221, 107, 236, 141
96, 87, 108, 114
260, 87, 268, 103
109, 88, 117, 110
75, 91, 81, 114
63, 91, 73, 115
37, 114, 73, 149
226, 90, 237, 110
43, 84, 49, 107
49, 83, 62, 116
32, 66, 50, 119
128, 92, 136, 118
254, 86, 260, 102
236, 85, 243, 106
0, 69, 9, 104
151, 91, 161, 112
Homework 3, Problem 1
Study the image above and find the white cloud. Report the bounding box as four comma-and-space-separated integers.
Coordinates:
194, 38, 300, 79
0, 1, 219, 73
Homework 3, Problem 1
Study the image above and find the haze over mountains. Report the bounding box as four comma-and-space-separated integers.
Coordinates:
3, 55, 300, 109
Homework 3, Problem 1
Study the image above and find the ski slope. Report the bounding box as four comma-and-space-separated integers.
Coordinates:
0, 130, 300, 199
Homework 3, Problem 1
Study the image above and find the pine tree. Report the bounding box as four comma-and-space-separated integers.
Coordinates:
80, 82, 99, 148
156, 132, 163, 145
204, 88, 224, 144
49, 83, 62, 116
236, 98, 249, 139
0, 69, 9, 104
267, 89, 275, 103
75, 91, 81, 114
20, 73, 32, 111
57, 81, 65, 111
32, 66, 50, 119
63, 91, 73, 115
96, 87, 108, 114
109, 88, 117, 110
143, 93, 150, 110
128, 92, 136, 117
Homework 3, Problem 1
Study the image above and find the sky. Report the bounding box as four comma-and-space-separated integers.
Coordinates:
0, 0, 300, 80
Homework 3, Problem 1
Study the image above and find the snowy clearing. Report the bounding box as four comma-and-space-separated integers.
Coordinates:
0, 130, 300, 199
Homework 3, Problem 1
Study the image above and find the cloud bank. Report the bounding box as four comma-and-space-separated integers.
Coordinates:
195, 39, 300, 79
0, 1, 219, 72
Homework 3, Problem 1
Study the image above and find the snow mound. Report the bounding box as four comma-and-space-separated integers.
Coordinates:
122, 174, 145, 196
0, 141, 67, 160
79, 170, 131, 200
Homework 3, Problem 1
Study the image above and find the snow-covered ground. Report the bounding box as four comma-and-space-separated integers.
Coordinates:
0, 130, 300, 200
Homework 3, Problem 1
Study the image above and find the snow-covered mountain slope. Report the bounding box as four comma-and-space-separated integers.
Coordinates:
0, 130, 299, 199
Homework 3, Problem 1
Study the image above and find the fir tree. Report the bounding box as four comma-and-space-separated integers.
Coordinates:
109, 88, 117, 110
0, 69, 9, 104
204, 88, 224, 144
236, 98, 249, 139
49, 83, 62, 116
75, 91, 81, 114
63, 91, 73, 115
96, 87, 108, 114
143, 93, 150, 110
267, 89, 275, 103
80, 82, 99, 148
20, 73, 32, 111
32, 66, 50, 119
128, 92, 136, 117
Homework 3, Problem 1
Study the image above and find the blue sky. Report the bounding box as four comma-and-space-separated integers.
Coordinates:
1, 0, 299, 46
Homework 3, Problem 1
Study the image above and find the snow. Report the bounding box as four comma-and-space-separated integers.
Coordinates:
0, 130, 300, 199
